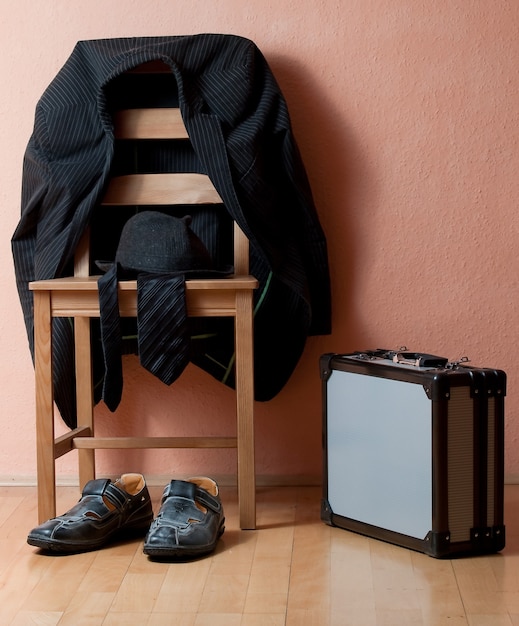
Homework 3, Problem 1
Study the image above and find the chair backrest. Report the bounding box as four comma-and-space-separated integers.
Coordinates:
74, 106, 249, 277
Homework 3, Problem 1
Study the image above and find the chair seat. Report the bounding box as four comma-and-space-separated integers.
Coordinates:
30, 275, 258, 317
30, 274, 258, 290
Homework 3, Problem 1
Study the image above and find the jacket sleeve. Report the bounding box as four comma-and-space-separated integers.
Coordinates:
223, 45, 332, 336
12, 103, 83, 429
12, 107, 52, 352
188, 41, 331, 336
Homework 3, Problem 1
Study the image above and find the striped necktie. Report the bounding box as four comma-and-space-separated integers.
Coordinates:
98, 264, 190, 411
137, 272, 190, 384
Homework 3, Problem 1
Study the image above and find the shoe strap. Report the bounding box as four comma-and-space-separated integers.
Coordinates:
164, 480, 222, 514
82, 478, 129, 510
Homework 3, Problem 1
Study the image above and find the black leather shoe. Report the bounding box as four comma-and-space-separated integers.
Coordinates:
27, 473, 154, 553
143, 477, 225, 559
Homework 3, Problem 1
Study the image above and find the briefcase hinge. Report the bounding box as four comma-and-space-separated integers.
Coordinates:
471, 525, 505, 547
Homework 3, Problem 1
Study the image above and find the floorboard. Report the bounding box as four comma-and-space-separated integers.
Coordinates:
0, 484, 517, 625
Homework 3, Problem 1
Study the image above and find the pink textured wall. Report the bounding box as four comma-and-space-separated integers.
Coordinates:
1, 1, 518, 484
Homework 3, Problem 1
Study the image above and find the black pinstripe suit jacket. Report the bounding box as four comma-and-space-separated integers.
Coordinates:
12, 34, 331, 428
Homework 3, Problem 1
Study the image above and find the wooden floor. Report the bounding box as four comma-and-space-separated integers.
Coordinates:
1, 483, 518, 625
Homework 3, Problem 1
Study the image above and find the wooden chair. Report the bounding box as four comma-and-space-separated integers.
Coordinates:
29, 99, 258, 529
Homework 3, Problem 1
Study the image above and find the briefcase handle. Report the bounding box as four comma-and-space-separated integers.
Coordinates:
392, 351, 448, 368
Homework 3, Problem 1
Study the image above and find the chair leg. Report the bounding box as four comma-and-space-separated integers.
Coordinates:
235, 291, 256, 529
33, 291, 57, 524
74, 316, 96, 489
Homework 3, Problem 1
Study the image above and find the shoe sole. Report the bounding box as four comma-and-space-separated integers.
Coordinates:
27, 518, 153, 554
143, 521, 225, 559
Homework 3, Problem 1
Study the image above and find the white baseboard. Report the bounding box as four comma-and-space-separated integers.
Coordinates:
0, 474, 322, 488
2, 474, 517, 488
